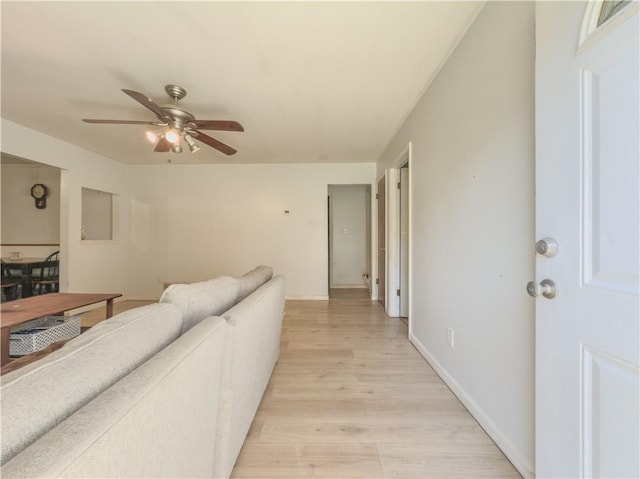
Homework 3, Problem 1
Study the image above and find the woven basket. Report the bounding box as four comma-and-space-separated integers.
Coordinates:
9, 315, 81, 356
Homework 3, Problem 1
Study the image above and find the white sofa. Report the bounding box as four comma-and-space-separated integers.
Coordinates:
0, 266, 284, 478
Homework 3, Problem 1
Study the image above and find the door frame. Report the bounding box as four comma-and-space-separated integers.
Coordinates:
376, 175, 386, 307
381, 142, 412, 321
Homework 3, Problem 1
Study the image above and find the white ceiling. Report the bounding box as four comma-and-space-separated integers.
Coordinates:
1, 1, 483, 165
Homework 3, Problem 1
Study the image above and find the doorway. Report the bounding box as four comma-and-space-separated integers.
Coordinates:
379, 143, 411, 320
328, 184, 372, 299
1, 153, 62, 299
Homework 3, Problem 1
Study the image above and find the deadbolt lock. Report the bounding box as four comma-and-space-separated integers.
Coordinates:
535, 237, 559, 257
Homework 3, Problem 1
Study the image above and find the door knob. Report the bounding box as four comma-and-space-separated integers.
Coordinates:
526, 279, 558, 299
535, 237, 558, 257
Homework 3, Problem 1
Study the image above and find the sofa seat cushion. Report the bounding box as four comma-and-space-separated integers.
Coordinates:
237, 265, 273, 301
160, 276, 240, 333
0, 303, 183, 465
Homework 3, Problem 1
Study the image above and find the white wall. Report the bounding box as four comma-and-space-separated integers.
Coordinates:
377, 2, 535, 477
1, 163, 60, 250
329, 184, 369, 288
127, 163, 375, 300
1, 119, 131, 296
1, 120, 375, 300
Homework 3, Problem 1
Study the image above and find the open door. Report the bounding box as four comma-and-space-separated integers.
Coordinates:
399, 165, 409, 318
377, 176, 386, 309
535, 2, 639, 476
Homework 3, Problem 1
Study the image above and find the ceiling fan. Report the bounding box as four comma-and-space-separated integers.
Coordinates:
82, 85, 243, 155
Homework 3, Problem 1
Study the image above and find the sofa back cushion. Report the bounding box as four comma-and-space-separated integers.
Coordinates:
1, 316, 229, 479
237, 265, 273, 301
0, 303, 183, 465
160, 276, 240, 333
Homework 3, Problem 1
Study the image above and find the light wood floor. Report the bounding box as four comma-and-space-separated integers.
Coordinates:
329, 288, 371, 300
232, 299, 521, 479
80, 298, 521, 478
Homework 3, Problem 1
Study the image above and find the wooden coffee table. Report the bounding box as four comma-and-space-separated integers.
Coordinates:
1, 293, 122, 366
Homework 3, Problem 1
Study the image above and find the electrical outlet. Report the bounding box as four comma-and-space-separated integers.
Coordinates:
447, 327, 455, 348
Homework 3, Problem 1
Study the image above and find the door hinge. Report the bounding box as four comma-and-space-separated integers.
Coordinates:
376, 193, 379, 200
397, 289, 400, 296
397, 182, 401, 190
376, 278, 380, 285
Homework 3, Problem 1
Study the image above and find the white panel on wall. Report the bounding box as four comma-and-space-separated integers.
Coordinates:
81, 187, 115, 241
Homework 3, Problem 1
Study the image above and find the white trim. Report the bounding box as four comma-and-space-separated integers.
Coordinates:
405, 143, 413, 339
389, 142, 411, 170
409, 332, 535, 479
578, 1, 639, 54
78, 240, 121, 245
330, 284, 368, 289
385, 142, 412, 318
370, 180, 378, 301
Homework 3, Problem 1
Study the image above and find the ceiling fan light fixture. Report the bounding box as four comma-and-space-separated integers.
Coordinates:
82, 86, 243, 156
165, 129, 181, 144
184, 134, 201, 153
145, 130, 161, 143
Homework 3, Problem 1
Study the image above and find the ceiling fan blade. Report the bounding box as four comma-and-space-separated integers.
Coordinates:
122, 89, 171, 122
192, 131, 237, 156
189, 120, 244, 132
83, 119, 163, 125
154, 137, 172, 152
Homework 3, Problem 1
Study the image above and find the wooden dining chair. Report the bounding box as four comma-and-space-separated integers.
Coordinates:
32, 251, 60, 295
1, 259, 21, 301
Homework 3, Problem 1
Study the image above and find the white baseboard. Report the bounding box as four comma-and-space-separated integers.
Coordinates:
329, 284, 368, 289
409, 333, 535, 479
127, 294, 160, 301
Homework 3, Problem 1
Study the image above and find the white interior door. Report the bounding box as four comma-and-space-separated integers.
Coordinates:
535, 2, 639, 477
377, 176, 386, 309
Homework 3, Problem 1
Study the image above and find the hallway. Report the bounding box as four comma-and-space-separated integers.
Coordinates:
231, 298, 521, 478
